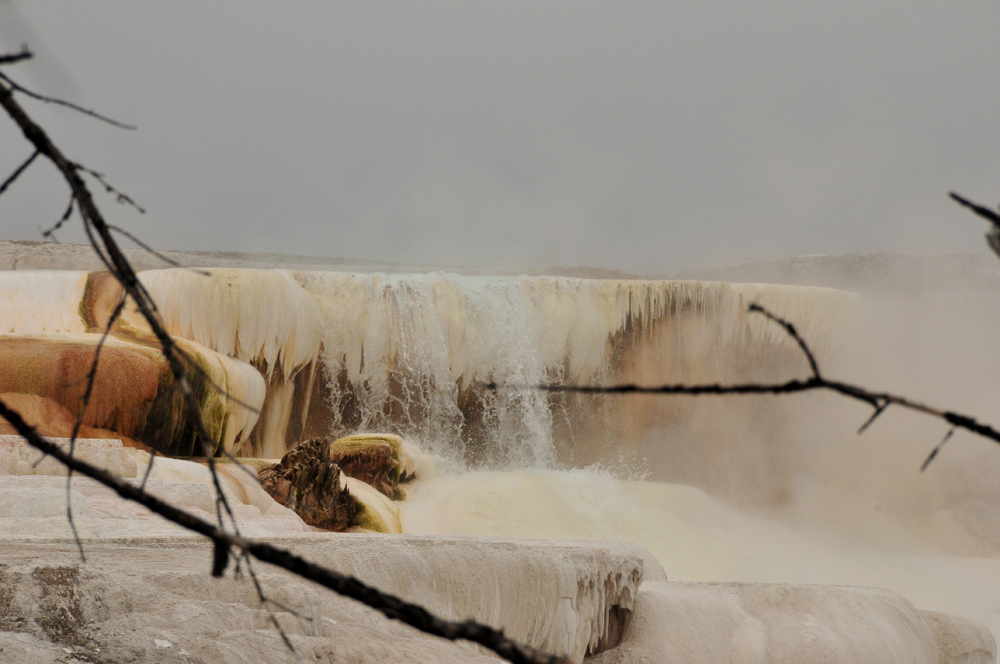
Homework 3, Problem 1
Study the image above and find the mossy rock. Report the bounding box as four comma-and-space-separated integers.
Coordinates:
343, 476, 402, 534
257, 438, 403, 533
326, 434, 415, 500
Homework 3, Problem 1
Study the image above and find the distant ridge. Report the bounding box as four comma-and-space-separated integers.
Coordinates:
2, 240, 998, 290
667, 252, 1000, 292
0, 240, 637, 279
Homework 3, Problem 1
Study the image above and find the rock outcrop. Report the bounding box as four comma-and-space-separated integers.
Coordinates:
0, 331, 265, 457
0, 393, 144, 448
258, 438, 357, 531
327, 433, 414, 500
258, 435, 417, 532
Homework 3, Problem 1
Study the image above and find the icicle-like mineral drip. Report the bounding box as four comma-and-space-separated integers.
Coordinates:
301, 272, 858, 465
131, 268, 321, 379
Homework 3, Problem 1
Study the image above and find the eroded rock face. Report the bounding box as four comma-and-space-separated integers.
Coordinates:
328, 434, 414, 500
0, 333, 265, 457
258, 438, 357, 531
0, 393, 144, 449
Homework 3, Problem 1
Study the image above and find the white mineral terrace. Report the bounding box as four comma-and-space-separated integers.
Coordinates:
0, 259, 998, 663
0, 436, 995, 663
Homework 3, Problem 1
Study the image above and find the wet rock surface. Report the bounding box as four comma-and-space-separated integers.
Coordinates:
326, 434, 413, 500
258, 438, 358, 531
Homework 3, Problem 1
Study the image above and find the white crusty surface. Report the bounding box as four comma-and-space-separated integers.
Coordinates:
0, 534, 652, 663
590, 581, 997, 664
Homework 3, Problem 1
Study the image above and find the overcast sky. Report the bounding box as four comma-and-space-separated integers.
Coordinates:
0, 1, 998, 273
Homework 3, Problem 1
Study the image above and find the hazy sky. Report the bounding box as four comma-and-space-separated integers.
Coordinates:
0, 1, 998, 273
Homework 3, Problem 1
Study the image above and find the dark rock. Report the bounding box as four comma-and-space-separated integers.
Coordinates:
258, 439, 357, 531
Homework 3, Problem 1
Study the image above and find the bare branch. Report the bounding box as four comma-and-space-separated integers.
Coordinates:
921, 427, 956, 472
63, 291, 128, 564
69, 293, 128, 445
0, 149, 38, 196
80, 216, 116, 274
0, 46, 33, 66
64, 474, 86, 563
748, 302, 820, 378
950, 192, 1000, 259
951, 191, 1000, 225
856, 402, 887, 435
76, 165, 145, 213
42, 193, 75, 239
242, 551, 298, 652
140, 448, 157, 490
0, 71, 136, 129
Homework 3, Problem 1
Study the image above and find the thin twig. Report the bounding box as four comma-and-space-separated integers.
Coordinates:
0, 71, 136, 130
63, 292, 127, 563
43, 194, 76, 239
0, 46, 33, 66
857, 402, 887, 435
75, 166, 145, 212
140, 448, 157, 491
80, 217, 116, 274
921, 427, 956, 472
951, 192, 1000, 259
0, 148, 38, 196
64, 475, 86, 563
748, 302, 820, 378
242, 551, 298, 653
951, 192, 1000, 225
107, 224, 210, 274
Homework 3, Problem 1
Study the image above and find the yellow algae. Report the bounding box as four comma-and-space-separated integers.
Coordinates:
344, 475, 402, 533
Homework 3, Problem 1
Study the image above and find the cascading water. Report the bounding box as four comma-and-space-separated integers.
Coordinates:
300, 272, 857, 470
0, 268, 858, 468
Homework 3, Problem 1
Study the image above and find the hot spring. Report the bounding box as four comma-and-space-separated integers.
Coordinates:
1, 260, 999, 657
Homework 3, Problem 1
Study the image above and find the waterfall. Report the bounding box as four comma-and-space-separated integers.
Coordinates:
0, 268, 857, 465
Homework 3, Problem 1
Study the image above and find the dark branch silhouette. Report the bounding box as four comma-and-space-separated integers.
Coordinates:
107, 223, 211, 274
60, 292, 129, 562
0, 70, 136, 129
0, 49, 571, 664
43, 192, 75, 239
487, 302, 1000, 473
76, 165, 146, 212
951, 192, 1000, 225
920, 427, 956, 473
0, 45, 32, 65
748, 302, 820, 378
0, 148, 38, 196
951, 191, 1000, 258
